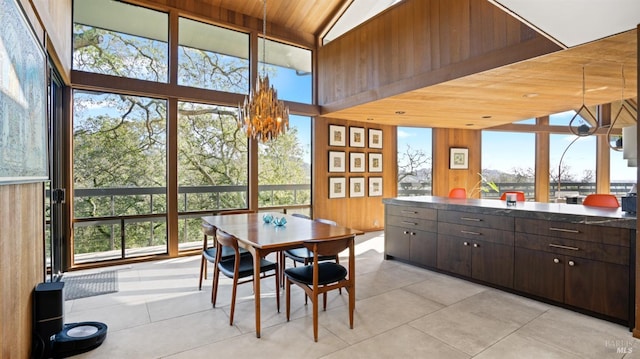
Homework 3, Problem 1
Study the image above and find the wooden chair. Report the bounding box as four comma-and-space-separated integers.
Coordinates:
211, 230, 280, 325
282, 218, 341, 298
198, 221, 248, 290
448, 187, 467, 199
284, 235, 355, 342
500, 191, 526, 201
583, 194, 620, 208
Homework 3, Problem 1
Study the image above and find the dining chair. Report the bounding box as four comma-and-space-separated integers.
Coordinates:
500, 191, 526, 201
198, 221, 249, 290
211, 230, 280, 325
284, 235, 355, 342
448, 187, 467, 199
583, 193, 620, 208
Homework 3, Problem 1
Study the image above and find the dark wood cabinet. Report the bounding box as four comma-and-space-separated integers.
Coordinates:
384, 199, 634, 326
514, 218, 631, 322
384, 205, 437, 267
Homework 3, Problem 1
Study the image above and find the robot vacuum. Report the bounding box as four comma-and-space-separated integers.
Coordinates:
33, 282, 108, 358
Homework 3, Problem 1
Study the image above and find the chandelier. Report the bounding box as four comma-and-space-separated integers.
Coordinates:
237, 0, 289, 142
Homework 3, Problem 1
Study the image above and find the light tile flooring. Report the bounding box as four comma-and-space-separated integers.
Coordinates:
66, 231, 640, 358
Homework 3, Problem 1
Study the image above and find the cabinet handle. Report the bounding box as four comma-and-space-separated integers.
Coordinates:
403, 230, 415, 236
549, 227, 580, 234
463, 241, 469, 246
553, 258, 560, 264
460, 217, 482, 222
568, 260, 575, 267
401, 210, 418, 214
461, 230, 481, 236
549, 243, 579, 251
401, 221, 417, 226
473, 243, 479, 248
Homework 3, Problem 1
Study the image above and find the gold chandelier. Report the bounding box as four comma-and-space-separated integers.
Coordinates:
237, 0, 289, 142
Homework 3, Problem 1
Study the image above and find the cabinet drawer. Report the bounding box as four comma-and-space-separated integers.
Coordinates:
515, 232, 628, 265
387, 215, 437, 232
438, 222, 514, 246
386, 205, 437, 220
515, 218, 630, 247
438, 210, 514, 231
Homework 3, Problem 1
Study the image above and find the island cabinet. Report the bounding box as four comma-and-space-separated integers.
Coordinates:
384, 204, 437, 267
437, 210, 515, 288
514, 218, 631, 322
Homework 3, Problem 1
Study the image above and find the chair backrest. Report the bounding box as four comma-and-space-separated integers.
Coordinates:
314, 218, 337, 226
303, 236, 353, 258
448, 187, 467, 199
583, 194, 620, 208
215, 230, 240, 252
500, 191, 526, 201
292, 213, 312, 220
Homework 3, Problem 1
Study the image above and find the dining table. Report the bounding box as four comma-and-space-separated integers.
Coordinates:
201, 212, 364, 338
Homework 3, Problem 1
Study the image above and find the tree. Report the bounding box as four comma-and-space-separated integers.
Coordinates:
398, 144, 431, 184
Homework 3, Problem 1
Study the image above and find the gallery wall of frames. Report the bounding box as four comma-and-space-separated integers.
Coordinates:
313, 118, 397, 231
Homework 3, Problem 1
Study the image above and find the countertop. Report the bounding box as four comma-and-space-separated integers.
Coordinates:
383, 196, 637, 229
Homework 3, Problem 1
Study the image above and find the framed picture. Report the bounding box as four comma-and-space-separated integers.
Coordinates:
0, 0, 48, 184
450, 147, 469, 169
329, 177, 346, 198
349, 127, 366, 147
369, 177, 383, 197
368, 129, 383, 149
328, 125, 346, 146
369, 153, 383, 172
349, 177, 365, 197
328, 151, 345, 172
349, 152, 366, 172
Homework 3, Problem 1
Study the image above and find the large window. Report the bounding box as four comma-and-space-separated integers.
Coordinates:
550, 111, 596, 200
482, 131, 535, 199
257, 115, 311, 213
178, 18, 249, 94
177, 102, 248, 249
397, 127, 432, 196
73, 90, 167, 263
258, 39, 312, 104
73, 0, 168, 82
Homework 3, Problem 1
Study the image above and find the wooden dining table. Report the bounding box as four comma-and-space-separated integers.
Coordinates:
201, 212, 364, 338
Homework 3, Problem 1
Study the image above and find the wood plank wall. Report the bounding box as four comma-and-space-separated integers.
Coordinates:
318, 0, 558, 110
432, 128, 482, 197
0, 184, 45, 358
313, 118, 397, 231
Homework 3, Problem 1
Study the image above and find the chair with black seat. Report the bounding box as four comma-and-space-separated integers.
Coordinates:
284, 235, 355, 342
211, 229, 280, 325
198, 221, 249, 290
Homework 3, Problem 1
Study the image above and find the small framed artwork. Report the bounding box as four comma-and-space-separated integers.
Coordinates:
369, 153, 383, 172
350, 152, 366, 172
369, 177, 383, 197
329, 177, 346, 198
350, 177, 366, 197
450, 147, 469, 169
329, 125, 346, 146
368, 129, 383, 149
349, 126, 366, 147
328, 151, 345, 172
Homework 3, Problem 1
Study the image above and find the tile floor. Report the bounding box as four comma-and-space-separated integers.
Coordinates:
65, 231, 640, 358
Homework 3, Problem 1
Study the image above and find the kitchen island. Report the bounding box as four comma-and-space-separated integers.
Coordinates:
383, 196, 636, 327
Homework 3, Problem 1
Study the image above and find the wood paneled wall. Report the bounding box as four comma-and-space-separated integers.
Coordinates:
432, 128, 482, 197
318, 0, 555, 110
32, 0, 72, 83
0, 183, 45, 358
313, 118, 397, 231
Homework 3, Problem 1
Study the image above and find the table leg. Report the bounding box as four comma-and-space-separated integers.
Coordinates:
253, 248, 261, 338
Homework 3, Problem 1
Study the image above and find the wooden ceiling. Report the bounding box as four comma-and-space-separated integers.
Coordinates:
209, 0, 637, 129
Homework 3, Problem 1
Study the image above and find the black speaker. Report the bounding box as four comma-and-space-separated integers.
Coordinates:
33, 282, 65, 359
